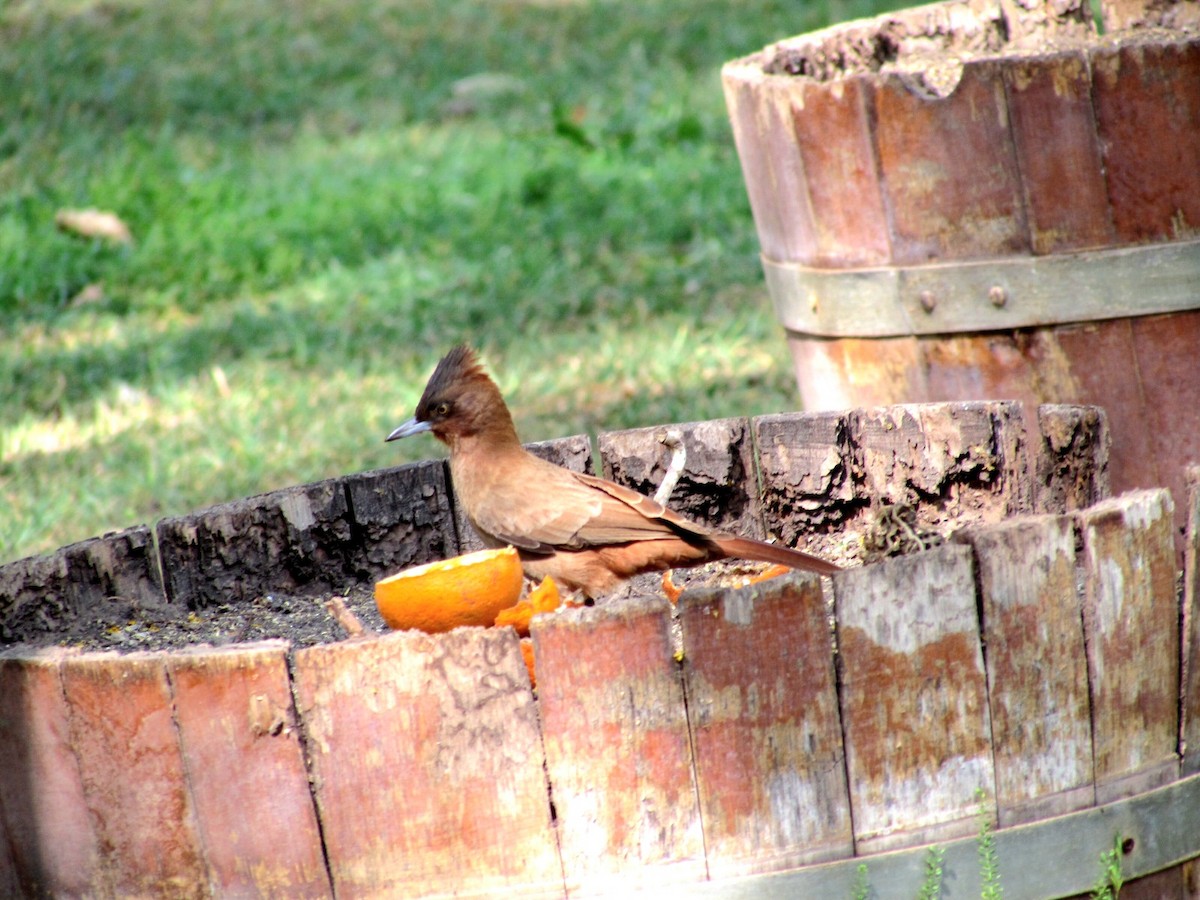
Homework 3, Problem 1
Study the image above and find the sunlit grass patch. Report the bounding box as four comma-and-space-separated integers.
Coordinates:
0, 0, 905, 563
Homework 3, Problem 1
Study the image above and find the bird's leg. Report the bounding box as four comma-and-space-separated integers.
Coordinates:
654, 428, 687, 506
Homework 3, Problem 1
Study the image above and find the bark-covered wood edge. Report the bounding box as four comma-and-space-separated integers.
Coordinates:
0, 401, 1107, 643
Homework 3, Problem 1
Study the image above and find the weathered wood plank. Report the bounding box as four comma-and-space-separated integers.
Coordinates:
959, 516, 1095, 826
1035, 404, 1111, 514
342, 459, 458, 575
1003, 50, 1115, 255
753, 410, 855, 556
157, 478, 354, 608
289, 629, 562, 899
872, 60, 1029, 264
755, 77, 820, 264
833, 544, 993, 852
722, 68, 789, 263
719, 67, 818, 264
676, 772, 1200, 900
1111, 865, 1188, 900
453, 435, 593, 554
529, 433, 594, 474
850, 400, 1030, 526
1078, 489, 1181, 803
1051, 319, 1161, 501
679, 574, 851, 876
0, 552, 69, 644
785, 334, 929, 413
790, 75, 892, 267
1097, 0, 1149, 29
1091, 35, 1200, 245
1184, 466, 1200, 776
167, 642, 331, 897
532, 596, 705, 894
1099, 0, 1200, 29
1, 526, 164, 645
0, 810, 18, 899
917, 333, 1041, 437
600, 418, 763, 539
0, 647, 99, 897
1130, 309, 1200, 555
60, 651, 208, 898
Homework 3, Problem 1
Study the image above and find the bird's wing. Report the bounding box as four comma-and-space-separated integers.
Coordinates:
466, 457, 711, 553
568, 471, 717, 543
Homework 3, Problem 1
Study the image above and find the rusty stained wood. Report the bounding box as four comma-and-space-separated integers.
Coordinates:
959, 515, 1095, 826
59, 651, 208, 898
833, 544, 994, 852
1003, 49, 1116, 255
0, 647, 98, 897
1091, 35, 1200, 245
289, 628, 562, 899
600, 417, 764, 540
1127, 310, 1200, 555
679, 574, 851, 876
917, 333, 1044, 431
167, 642, 331, 898
531, 595, 705, 894
784, 319, 1187, 539
872, 60, 1030, 265
1183, 465, 1200, 776
785, 333, 929, 413
1078, 488, 1181, 803
788, 75, 892, 267
0, 814, 16, 899
1046, 313, 1200, 555
676, 771, 1200, 900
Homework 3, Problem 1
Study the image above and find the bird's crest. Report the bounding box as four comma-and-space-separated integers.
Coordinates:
422, 344, 491, 400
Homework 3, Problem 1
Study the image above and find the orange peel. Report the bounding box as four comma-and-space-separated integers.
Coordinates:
494, 576, 562, 637
661, 571, 684, 604
747, 563, 792, 585
520, 638, 537, 687
374, 546, 524, 633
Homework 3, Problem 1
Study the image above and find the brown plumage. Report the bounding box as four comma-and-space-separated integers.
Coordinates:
386, 345, 839, 597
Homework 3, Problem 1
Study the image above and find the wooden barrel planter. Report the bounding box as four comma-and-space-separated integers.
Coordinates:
721, 0, 1200, 550
1, 400, 1198, 897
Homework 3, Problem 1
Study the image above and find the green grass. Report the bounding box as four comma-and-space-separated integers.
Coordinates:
1090, 836, 1125, 900
0, 0, 904, 564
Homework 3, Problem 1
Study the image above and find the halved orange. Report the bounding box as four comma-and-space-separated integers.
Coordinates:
374, 547, 524, 633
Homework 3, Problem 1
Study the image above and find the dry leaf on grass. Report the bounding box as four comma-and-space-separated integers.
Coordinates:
55, 208, 133, 244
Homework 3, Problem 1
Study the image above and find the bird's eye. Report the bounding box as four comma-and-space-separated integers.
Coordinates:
433, 401, 452, 417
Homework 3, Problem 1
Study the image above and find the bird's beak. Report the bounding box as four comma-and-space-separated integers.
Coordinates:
385, 417, 432, 442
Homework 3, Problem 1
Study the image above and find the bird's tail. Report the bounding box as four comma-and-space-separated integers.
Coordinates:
714, 536, 841, 576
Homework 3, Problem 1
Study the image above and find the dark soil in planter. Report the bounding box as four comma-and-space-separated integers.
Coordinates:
5, 583, 388, 653
2, 559, 810, 655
